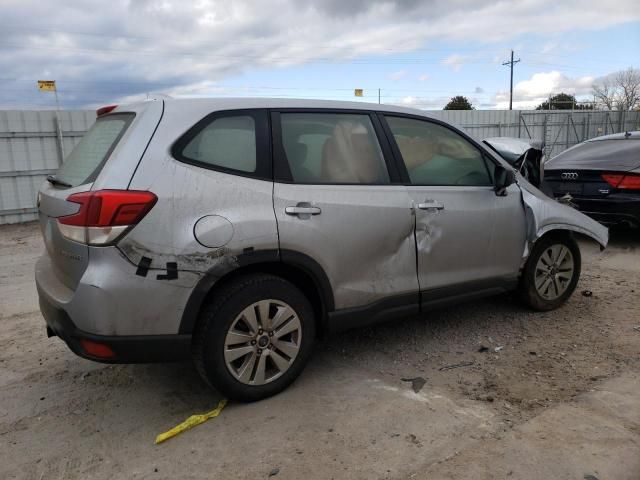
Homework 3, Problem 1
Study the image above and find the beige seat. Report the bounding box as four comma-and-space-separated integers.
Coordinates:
320, 121, 382, 183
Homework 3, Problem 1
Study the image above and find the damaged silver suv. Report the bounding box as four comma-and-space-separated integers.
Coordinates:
36, 98, 608, 401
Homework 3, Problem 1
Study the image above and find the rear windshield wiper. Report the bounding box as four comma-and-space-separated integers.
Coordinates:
46, 175, 72, 188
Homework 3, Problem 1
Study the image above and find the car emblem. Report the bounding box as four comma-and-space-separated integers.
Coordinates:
561, 172, 579, 180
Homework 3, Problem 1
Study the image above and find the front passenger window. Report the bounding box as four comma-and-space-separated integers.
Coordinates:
386, 116, 493, 186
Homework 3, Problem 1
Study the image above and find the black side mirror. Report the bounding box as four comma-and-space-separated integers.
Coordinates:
494, 166, 516, 196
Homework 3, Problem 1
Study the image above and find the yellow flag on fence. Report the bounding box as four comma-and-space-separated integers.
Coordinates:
354, 89, 363, 97
37, 80, 56, 92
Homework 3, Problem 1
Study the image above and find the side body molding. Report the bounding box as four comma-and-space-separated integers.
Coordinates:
519, 178, 608, 252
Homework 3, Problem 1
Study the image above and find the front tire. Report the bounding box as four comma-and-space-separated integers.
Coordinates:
518, 234, 581, 311
193, 274, 315, 402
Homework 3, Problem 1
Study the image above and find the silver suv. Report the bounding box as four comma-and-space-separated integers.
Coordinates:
36, 98, 608, 401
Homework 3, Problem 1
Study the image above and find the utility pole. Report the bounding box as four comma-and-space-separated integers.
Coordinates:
53, 87, 65, 158
502, 49, 520, 110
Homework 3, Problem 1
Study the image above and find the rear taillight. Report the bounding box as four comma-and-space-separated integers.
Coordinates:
602, 173, 640, 190
57, 190, 157, 245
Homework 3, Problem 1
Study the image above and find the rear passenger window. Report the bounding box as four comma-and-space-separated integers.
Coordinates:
180, 115, 256, 173
279, 113, 390, 184
385, 116, 493, 186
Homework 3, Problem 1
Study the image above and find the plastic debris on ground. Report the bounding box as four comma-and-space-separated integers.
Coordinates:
439, 361, 474, 371
401, 376, 427, 393
155, 399, 227, 444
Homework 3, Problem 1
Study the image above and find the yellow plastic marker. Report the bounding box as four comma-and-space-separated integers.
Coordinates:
155, 399, 227, 444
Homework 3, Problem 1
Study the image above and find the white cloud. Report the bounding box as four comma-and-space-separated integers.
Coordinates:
1, 0, 639, 107
492, 70, 595, 109
418, 74, 430, 81
388, 70, 407, 81
442, 54, 465, 72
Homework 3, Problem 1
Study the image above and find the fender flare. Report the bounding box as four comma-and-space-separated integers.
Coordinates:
178, 249, 334, 334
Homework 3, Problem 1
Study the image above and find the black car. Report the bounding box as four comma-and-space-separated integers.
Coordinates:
544, 131, 640, 228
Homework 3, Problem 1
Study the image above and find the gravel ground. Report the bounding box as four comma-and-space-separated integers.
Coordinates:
1, 222, 639, 479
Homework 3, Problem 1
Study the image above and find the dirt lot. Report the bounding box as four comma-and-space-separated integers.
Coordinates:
1, 222, 639, 480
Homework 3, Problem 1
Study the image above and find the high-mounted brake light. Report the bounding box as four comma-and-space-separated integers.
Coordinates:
96, 105, 118, 117
602, 173, 640, 190
57, 190, 157, 245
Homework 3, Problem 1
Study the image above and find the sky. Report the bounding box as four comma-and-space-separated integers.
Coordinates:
0, 0, 639, 111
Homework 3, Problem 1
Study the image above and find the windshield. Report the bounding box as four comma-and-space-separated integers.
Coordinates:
55, 113, 134, 187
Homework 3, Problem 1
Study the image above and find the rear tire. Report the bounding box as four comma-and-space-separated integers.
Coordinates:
518, 234, 581, 311
192, 274, 315, 402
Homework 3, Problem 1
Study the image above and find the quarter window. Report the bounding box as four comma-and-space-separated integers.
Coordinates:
181, 115, 257, 173
279, 113, 390, 184
385, 116, 493, 186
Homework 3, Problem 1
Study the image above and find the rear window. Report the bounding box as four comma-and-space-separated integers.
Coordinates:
56, 113, 134, 187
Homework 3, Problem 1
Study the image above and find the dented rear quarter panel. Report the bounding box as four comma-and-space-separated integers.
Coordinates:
122, 101, 279, 280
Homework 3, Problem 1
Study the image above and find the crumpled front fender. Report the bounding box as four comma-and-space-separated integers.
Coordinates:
519, 179, 608, 251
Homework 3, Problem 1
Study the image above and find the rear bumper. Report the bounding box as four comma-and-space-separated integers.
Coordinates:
38, 288, 191, 363
569, 195, 640, 228
35, 245, 199, 363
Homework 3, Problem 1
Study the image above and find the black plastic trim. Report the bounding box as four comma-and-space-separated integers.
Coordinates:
327, 292, 419, 333
280, 249, 335, 312
178, 248, 335, 335
327, 276, 518, 333
178, 249, 280, 334
421, 276, 518, 310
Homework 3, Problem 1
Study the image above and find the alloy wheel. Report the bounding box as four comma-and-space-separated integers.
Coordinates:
223, 299, 302, 386
534, 244, 575, 300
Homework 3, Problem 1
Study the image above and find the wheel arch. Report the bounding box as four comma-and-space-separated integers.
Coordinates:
535, 224, 605, 250
179, 249, 334, 337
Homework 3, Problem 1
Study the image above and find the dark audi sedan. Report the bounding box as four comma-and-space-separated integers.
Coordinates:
544, 131, 640, 228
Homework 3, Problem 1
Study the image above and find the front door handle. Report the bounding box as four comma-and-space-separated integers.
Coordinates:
285, 202, 321, 218
417, 200, 445, 211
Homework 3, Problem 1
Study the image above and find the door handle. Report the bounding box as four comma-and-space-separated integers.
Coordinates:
417, 200, 445, 211
285, 206, 321, 215
285, 202, 321, 218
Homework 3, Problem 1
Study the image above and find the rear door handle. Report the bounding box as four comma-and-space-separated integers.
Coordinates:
417, 200, 445, 211
285, 202, 321, 218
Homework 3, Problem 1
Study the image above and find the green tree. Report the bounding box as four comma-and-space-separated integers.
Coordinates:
443, 96, 474, 110
536, 93, 593, 110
